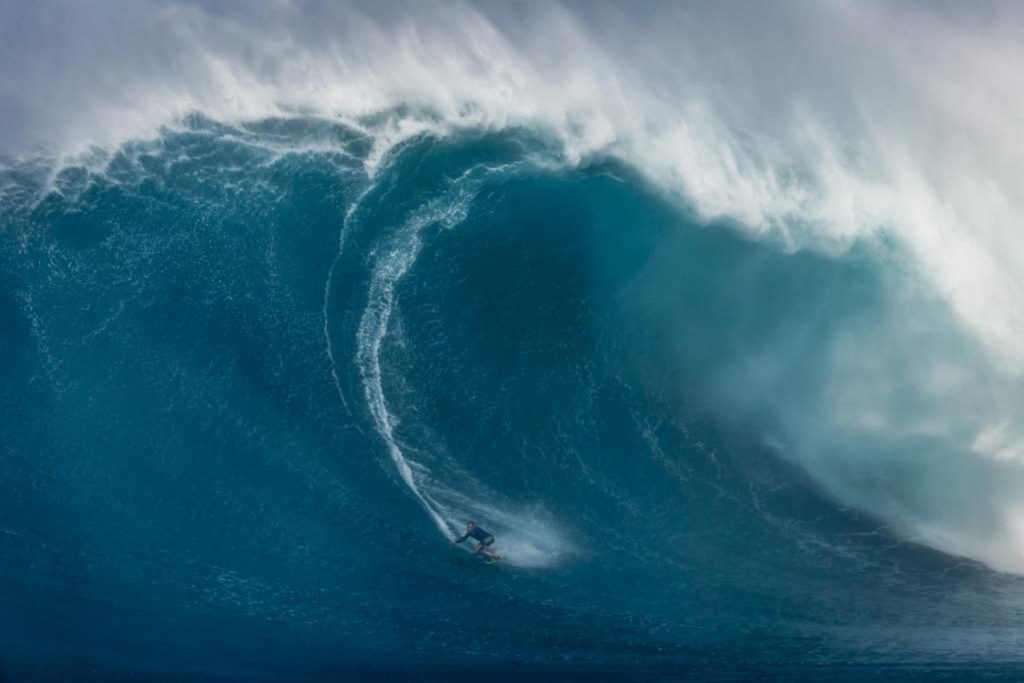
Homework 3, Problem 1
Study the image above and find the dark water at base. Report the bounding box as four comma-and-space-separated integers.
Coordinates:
2, 118, 1024, 680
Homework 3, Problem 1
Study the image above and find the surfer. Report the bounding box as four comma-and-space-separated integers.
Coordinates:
451, 521, 499, 559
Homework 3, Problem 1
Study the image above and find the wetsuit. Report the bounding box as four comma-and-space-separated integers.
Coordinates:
454, 526, 494, 548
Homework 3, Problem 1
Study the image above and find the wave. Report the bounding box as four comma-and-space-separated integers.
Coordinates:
4, 111, 1024, 580
4, 2, 1024, 675
3, 110, 1024, 676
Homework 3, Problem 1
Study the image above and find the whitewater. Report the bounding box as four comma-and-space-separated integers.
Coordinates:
3, 1, 1024, 679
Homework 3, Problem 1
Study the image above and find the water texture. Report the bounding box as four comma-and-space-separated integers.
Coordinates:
3, 2, 1024, 679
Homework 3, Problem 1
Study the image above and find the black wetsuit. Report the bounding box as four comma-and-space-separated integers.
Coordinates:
454, 527, 494, 547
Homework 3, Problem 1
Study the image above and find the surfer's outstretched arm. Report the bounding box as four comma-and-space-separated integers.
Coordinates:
453, 521, 479, 545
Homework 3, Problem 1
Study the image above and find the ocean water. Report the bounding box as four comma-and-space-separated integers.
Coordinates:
3, 116, 1024, 680
4, 2, 1024, 680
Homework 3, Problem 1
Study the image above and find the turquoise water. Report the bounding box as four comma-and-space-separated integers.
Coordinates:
3, 117, 1024, 679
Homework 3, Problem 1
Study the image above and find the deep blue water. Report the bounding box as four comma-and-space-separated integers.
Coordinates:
3, 117, 1024, 680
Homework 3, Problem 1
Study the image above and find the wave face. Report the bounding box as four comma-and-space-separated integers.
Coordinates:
4, 2, 1024, 679
1, 116, 1023, 679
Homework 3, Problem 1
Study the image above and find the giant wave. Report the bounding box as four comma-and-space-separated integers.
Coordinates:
3, 1, 1024, 679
